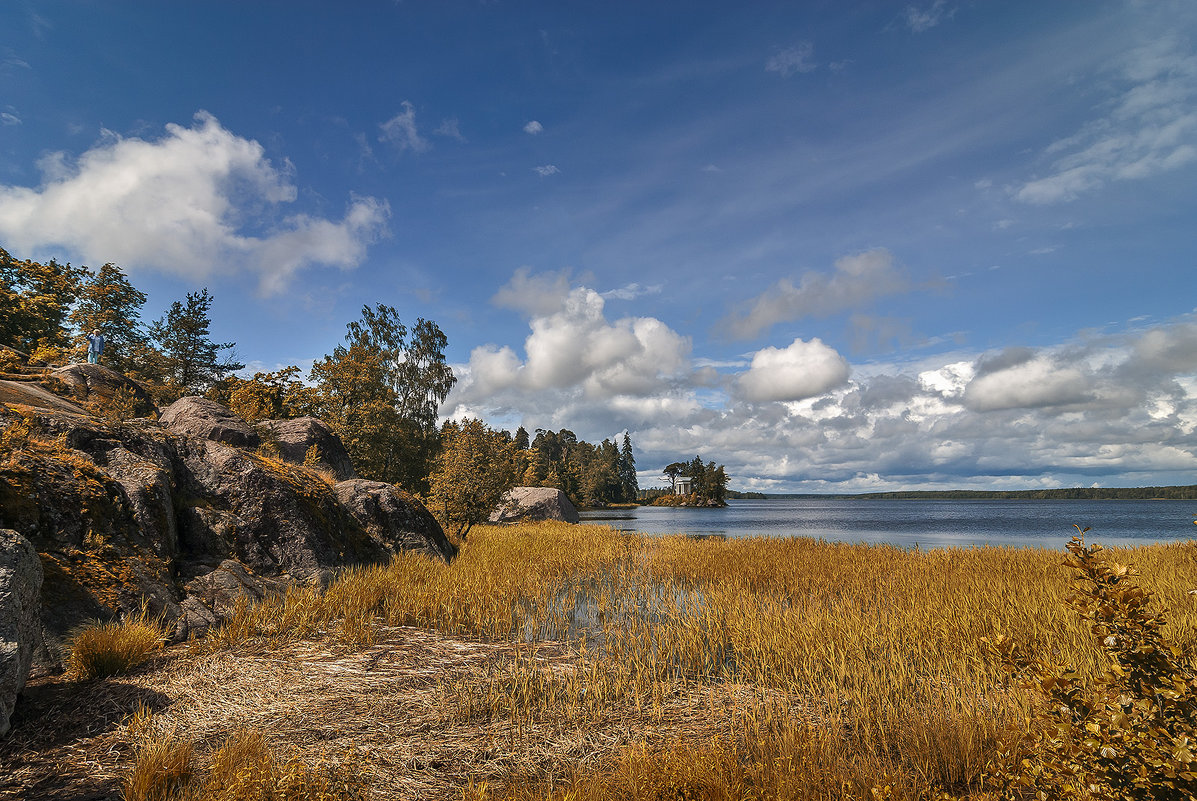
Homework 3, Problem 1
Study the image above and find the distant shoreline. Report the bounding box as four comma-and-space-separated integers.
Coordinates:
725, 485, 1197, 501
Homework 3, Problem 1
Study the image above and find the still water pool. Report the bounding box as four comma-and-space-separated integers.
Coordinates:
578, 498, 1197, 550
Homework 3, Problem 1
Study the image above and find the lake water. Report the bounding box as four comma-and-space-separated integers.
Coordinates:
578, 498, 1197, 550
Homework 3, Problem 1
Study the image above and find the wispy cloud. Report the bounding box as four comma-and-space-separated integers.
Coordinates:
765, 42, 816, 77
0, 111, 19, 126
0, 111, 389, 293
1016, 35, 1197, 204
433, 117, 465, 142
904, 1, 953, 33
534, 164, 560, 176
718, 249, 911, 340
601, 282, 662, 301
378, 101, 429, 152
524, 120, 543, 135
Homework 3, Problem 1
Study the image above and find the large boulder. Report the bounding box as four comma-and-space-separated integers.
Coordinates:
489, 487, 581, 524
335, 480, 455, 562
0, 379, 88, 415
1, 529, 43, 737
0, 400, 453, 651
159, 397, 260, 449
257, 416, 356, 480
48, 363, 157, 417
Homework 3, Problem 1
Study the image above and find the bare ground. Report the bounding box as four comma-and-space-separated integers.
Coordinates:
1, 627, 762, 800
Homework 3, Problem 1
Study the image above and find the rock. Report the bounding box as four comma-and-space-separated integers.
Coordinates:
48, 364, 157, 417
0, 379, 88, 415
1, 529, 43, 737
159, 397, 260, 449
179, 560, 290, 638
335, 480, 456, 562
0, 400, 453, 650
257, 416, 357, 480
489, 487, 581, 524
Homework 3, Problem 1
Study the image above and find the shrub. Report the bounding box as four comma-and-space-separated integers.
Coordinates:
65, 609, 167, 680
985, 527, 1197, 799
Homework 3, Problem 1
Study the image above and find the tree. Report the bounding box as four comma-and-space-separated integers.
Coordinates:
662, 462, 687, 492
309, 305, 455, 492
68, 262, 148, 373
427, 418, 517, 540
211, 366, 317, 422
146, 289, 244, 401
1, 246, 86, 357
619, 432, 638, 501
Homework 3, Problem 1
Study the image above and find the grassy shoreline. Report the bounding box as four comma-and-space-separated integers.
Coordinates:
9, 521, 1197, 799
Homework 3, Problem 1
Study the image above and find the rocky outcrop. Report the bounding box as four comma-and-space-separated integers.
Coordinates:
1, 529, 43, 737
489, 487, 581, 524
159, 397, 260, 449
257, 416, 357, 480
0, 399, 450, 656
336, 480, 455, 562
0, 380, 88, 415
48, 364, 157, 417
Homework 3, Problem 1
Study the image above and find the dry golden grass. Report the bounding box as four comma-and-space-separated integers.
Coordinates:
6, 521, 1196, 800
64, 609, 168, 680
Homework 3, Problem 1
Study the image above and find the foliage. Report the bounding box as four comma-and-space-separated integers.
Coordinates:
0, 245, 86, 353
427, 417, 517, 539
984, 528, 1197, 799
210, 366, 317, 422
67, 261, 149, 371
145, 288, 244, 401
657, 454, 729, 505
64, 609, 167, 680
519, 428, 639, 507
308, 304, 454, 492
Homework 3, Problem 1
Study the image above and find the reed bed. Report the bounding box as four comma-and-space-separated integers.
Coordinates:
17, 521, 1195, 799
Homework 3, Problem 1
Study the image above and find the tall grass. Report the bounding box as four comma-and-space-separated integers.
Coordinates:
65, 608, 168, 680
205, 521, 1197, 798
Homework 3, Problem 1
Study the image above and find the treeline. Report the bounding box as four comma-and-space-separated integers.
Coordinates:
513, 427, 639, 508
2, 244, 642, 515
1, 246, 456, 494
847, 486, 1197, 501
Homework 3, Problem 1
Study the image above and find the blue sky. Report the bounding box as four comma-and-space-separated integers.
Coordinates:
2, 1, 1196, 492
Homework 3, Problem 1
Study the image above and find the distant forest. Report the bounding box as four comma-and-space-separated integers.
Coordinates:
746, 485, 1197, 501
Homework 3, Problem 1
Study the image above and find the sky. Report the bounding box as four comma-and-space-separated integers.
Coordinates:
2, 1, 1196, 493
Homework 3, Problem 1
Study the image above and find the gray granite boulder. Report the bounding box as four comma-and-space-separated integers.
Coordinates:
489, 487, 580, 524
335, 479, 456, 562
159, 397, 260, 449
49, 363, 157, 417
1, 530, 43, 737
257, 416, 357, 480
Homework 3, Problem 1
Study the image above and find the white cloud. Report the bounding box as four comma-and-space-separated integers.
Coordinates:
1016, 36, 1197, 204
0, 111, 388, 293
534, 164, 560, 176
766, 42, 816, 77
601, 282, 662, 301
904, 1, 953, 33
736, 338, 850, 403
379, 101, 429, 152
524, 120, 543, 135
492, 266, 574, 317
719, 248, 910, 340
0, 111, 19, 126
433, 117, 465, 142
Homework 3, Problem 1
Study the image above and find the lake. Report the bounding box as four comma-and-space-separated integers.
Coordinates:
578, 497, 1197, 550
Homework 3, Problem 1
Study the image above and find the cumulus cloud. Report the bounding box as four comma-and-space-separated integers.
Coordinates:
736, 338, 850, 403
534, 164, 560, 176
904, 1, 953, 33
0, 111, 389, 293
491, 267, 574, 317
963, 352, 1091, 411
1016, 36, 1197, 204
523, 120, 543, 134
766, 42, 816, 77
379, 101, 429, 152
718, 248, 910, 340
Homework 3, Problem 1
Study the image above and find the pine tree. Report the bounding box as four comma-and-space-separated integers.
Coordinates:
146, 288, 244, 400
619, 432, 638, 501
